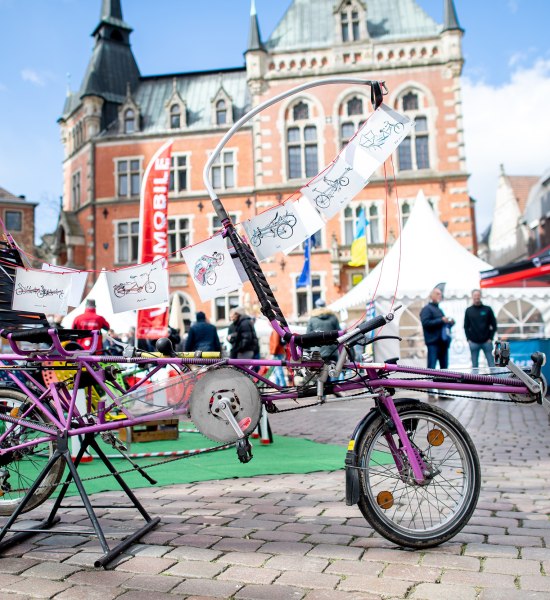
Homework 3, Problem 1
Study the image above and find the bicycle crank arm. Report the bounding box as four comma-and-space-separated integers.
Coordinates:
211, 397, 246, 439
507, 360, 542, 395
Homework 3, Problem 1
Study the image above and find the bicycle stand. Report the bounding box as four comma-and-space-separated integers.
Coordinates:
0, 432, 160, 569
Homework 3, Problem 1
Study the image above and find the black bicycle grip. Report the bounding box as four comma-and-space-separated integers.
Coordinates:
358, 314, 388, 335
292, 330, 340, 348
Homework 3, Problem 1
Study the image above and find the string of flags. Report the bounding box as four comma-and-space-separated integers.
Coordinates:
11, 104, 412, 317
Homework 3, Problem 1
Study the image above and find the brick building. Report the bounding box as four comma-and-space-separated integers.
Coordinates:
0, 187, 37, 260
57, 0, 472, 330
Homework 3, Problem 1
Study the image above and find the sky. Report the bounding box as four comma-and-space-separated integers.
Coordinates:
0, 0, 549, 243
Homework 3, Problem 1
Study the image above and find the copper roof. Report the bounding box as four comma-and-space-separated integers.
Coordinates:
508, 176, 539, 213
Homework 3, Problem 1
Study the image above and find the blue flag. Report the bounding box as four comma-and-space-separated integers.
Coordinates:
296, 236, 311, 288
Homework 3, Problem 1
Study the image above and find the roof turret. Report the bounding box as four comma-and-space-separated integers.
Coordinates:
247, 0, 265, 52
443, 0, 462, 32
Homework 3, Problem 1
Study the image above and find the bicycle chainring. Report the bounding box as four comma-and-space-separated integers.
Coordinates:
189, 368, 261, 443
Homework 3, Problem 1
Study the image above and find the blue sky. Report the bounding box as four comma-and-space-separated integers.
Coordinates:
0, 0, 549, 241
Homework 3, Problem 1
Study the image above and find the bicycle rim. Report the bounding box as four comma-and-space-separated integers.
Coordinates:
357, 402, 479, 546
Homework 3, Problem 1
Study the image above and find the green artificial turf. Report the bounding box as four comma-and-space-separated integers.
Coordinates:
59, 431, 349, 496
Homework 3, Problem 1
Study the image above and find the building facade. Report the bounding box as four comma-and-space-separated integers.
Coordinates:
0, 187, 37, 261
57, 0, 472, 331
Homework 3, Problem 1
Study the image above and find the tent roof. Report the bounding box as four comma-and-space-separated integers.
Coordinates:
62, 271, 136, 334
331, 191, 492, 311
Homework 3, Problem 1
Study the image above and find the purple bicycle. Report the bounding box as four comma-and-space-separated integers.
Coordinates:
0, 78, 546, 568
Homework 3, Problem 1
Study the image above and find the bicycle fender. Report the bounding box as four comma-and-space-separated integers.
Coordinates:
345, 397, 420, 506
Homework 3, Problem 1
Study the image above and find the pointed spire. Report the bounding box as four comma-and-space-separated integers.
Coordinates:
247, 0, 265, 52
443, 0, 463, 32
101, 0, 123, 21
93, 0, 132, 38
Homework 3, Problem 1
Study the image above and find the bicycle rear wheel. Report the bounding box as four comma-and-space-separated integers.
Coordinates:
0, 388, 64, 515
356, 400, 480, 548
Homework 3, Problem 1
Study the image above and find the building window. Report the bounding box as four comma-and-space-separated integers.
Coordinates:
293, 101, 309, 121
343, 204, 380, 245
296, 274, 322, 318
287, 99, 318, 180
212, 150, 235, 189
216, 99, 227, 125
169, 154, 189, 193
170, 104, 181, 129
71, 171, 81, 209
124, 109, 135, 134
5, 211, 22, 232
215, 293, 239, 322
401, 201, 411, 227
341, 5, 360, 42
116, 220, 139, 263
168, 217, 191, 256
212, 213, 238, 234
117, 159, 141, 197
497, 300, 544, 339
340, 95, 367, 147
398, 91, 430, 171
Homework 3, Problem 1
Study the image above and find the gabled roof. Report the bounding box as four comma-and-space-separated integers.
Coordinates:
507, 175, 539, 213
0, 187, 24, 201
267, 0, 441, 53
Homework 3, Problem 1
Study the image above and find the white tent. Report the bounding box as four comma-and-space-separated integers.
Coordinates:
62, 271, 136, 335
331, 191, 550, 366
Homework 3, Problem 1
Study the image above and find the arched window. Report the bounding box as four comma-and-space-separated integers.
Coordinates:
287, 100, 318, 179
216, 100, 227, 125
170, 104, 181, 129
397, 91, 430, 171
497, 300, 544, 339
124, 108, 135, 134
340, 95, 367, 148
368, 204, 380, 244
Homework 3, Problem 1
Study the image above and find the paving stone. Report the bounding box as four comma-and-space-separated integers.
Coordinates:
307, 544, 363, 560
67, 569, 134, 587
171, 578, 243, 598
421, 553, 480, 571
215, 551, 271, 567
211, 537, 264, 552
276, 570, 341, 590
338, 575, 411, 596
235, 583, 306, 599
480, 588, 550, 599
483, 557, 541, 575
164, 559, 224, 578
0, 558, 40, 575
464, 543, 519, 558
304, 591, 380, 600
362, 547, 421, 564
325, 560, 383, 577
4, 577, 72, 598
0, 574, 21, 588
54, 584, 123, 599
259, 541, 314, 556
411, 582, 477, 600
441, 570, 516, 588
383, 563, 441, 582
265, 555, 329, 573
487, 535, 543, 547
18, 560, 81, 580
218, 565, 281, 585
115, 591, 176, 600
113, 555, 177, 575
162, 546, 222, 562
520, 575, 550, 592
121, 573, 182, 592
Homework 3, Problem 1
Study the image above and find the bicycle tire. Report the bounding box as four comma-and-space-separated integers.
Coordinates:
0, 388, 65, 515
276, 224, 293, 239
339, 176, 349, 186
356, 400, 480, 548
315, 194, 330, 209
144, 282, 156, 293
114, 286, 126, 298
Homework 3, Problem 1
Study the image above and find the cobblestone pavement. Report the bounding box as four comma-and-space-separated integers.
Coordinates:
0, 394, 549, 599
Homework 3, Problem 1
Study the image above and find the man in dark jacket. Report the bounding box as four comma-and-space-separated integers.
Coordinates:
185, 312, 221, 353
227, 307, 259, 360
306, 298, 340, 361
464, 289, 497, 368
420, 288, 454, 369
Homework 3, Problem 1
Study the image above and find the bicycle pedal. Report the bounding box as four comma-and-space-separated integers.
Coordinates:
100, 431, 128, 452
236, 438, 253, 463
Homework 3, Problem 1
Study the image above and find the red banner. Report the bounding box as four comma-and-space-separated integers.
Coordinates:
137, 140, 173, 339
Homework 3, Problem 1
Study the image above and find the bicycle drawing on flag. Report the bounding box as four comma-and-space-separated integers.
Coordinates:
359, 120, 404, 151
312, 166, 353, 208
250, 210, 297, 247
113, 266, 157, 298
193, 252, 225, 286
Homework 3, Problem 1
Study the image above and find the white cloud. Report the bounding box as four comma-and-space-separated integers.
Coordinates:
20, 68, 53, 87
462, 59, 550, 232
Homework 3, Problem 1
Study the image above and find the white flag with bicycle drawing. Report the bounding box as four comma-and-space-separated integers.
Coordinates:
106, 260, 169, 314
12, 267, 71, 315
345, 104, 413, 178
301, 155, 369, 220
181, 235, 242, 302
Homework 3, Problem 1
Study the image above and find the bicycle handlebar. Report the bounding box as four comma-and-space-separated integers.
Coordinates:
292, 330, 340, 349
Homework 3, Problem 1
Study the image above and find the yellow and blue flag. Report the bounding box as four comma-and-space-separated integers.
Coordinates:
296, 236, 311, 288
348, 208, 368, 267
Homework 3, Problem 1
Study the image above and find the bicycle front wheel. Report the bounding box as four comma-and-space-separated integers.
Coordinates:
356, 400, 480, 548
0, 388, 64, 515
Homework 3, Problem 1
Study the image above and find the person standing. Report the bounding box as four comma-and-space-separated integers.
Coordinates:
72, 299, 110, 352
464, 289, 497, 368
306, 298, 340, 362
227, 307, 259, 360
420, 288, 454, 369
185, 311, 221, 353
269, 329, 286, 387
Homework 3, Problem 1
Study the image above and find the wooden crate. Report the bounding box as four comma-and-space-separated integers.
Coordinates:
119, 419, 179, 443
